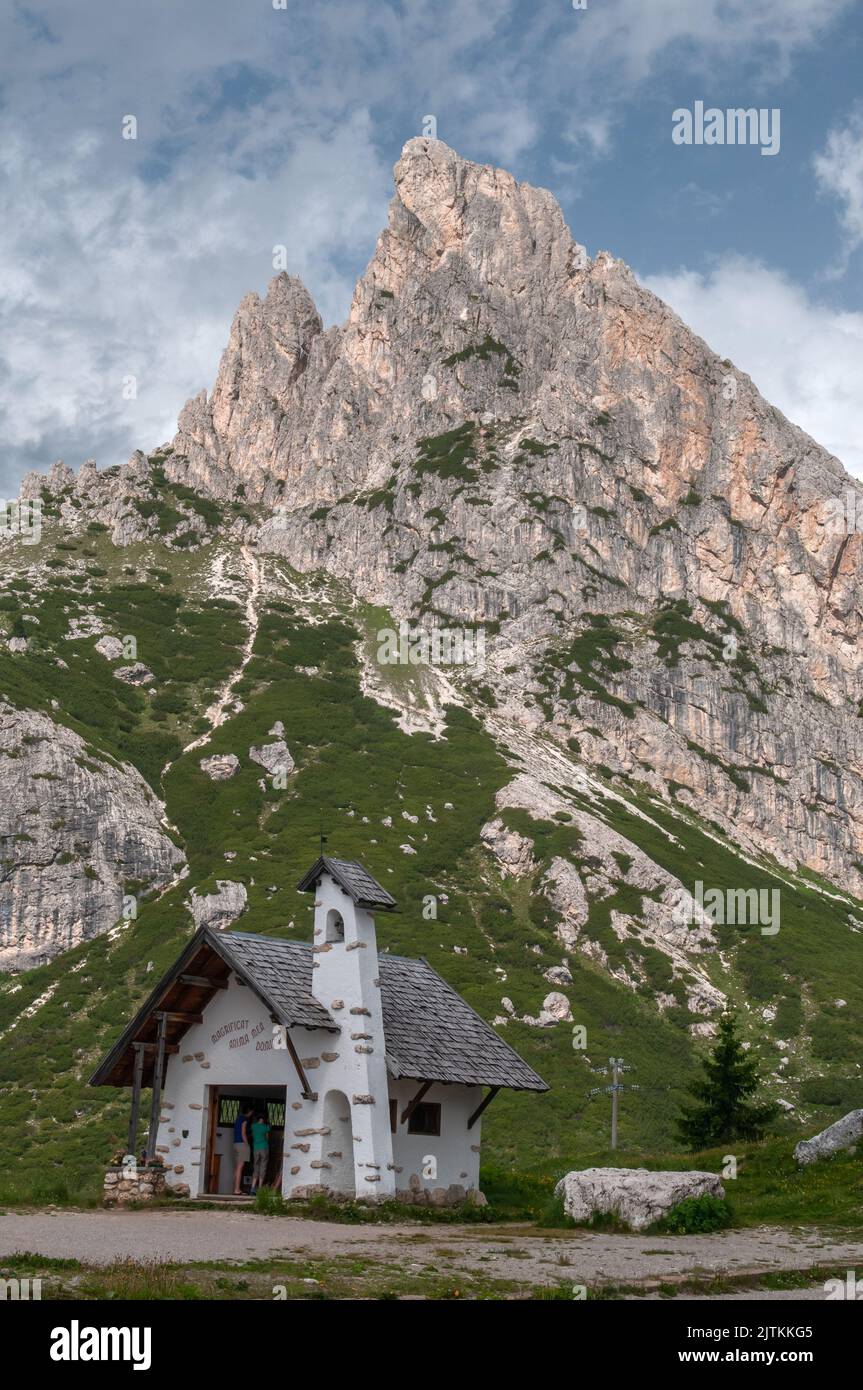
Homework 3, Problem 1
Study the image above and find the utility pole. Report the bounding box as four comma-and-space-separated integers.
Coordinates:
589, 1056, 639, 1151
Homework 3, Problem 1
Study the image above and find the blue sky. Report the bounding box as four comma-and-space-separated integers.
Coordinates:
1, 0, 862, 493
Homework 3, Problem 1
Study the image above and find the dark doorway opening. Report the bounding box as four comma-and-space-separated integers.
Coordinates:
204, 1085, 286, 1196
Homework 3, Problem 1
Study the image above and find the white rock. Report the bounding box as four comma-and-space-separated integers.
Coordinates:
95, 635, 124, 661
7, 637, 28, 654
114, 663, 154, 686
187, 880, 248, 930
200, 753, 240, 780
543, 965, 573, 986
555, 1167, 725, 1231
248, 739, 294, 776
794, 1109, 863, 1166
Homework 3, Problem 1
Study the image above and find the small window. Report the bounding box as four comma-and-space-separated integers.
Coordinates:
218, 1096, 241, 1126
389, 1099, 397, 1134
325, 909, 345, 943
267, 1100, 286, 1127
407, 1102, 441, 1136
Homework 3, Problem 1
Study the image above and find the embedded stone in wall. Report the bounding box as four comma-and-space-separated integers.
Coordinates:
321, 1052, 339, 1062
352, 1094, 374, 1104
345, 941, 367, 951
309, 1161, 331, 1170
294, 1127, 330, 1136
291, 1143, 311, 1152
365, 1176, 381, 1182
194, 1052, 205, 1061
183, 1055, 194, 1062
174, 1165, 185, 1175
350, 1032, 372, 1040
350, 1006, 371, 1016
291, 1102, 303, 1110
354, 1045, 373, 1054
327, 1151, 343, 1159
290, 1166, 301, 1175
300, 1057, 321, 1068
189, 1103, 203, 1111
330, 1000, 344, 1010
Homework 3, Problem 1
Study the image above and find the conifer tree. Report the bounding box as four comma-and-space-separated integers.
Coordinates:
677, 1012, 778, 1149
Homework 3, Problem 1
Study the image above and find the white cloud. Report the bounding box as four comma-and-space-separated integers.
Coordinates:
643, 258, 863, 477
0, 111, 390, 488
814, 105, 863, 269
0, 0, 856, 491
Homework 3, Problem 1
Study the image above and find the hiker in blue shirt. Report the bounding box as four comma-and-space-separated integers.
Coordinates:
233, 1104, 253, 1195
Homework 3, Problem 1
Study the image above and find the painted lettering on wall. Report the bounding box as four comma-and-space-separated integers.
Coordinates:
211, 1019, 249, 1046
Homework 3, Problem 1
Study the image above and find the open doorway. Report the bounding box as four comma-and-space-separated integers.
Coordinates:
203, 1085, 287, 1197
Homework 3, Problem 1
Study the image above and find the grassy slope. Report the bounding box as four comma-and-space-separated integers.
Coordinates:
0, 524, 862, 1204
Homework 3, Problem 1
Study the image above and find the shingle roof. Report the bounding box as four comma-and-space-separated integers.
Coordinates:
216, 932, 335, 1030
220, 933, 547, 1092
90, 925, 547, 1093
296, 856, 397, 911
377, 952, 548, 1091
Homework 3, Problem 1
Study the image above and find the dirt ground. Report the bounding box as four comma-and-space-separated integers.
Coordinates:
2, 1207, 861, 1293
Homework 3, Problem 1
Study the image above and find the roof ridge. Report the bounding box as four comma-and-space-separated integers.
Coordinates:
220, 929, 425, 966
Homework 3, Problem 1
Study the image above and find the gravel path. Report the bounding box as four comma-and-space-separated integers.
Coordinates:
2, 1209, 861, 1291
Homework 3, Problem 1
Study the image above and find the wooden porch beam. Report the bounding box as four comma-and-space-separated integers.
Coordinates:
400, 1080, 433, 1126
145, 1013, 169, 1160
178, 974, 228, 991
127, 1042, 145, 1156
467, 1086, 500, 1131
153, 1010, 203, 1024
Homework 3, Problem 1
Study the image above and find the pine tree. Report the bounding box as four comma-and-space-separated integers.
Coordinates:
677, 1013, 778, 1149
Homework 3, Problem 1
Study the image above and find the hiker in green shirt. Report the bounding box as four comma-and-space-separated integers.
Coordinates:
250, 1113, 271, 1193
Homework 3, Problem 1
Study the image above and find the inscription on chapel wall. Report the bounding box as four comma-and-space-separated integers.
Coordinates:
210, 1018, 270, 1051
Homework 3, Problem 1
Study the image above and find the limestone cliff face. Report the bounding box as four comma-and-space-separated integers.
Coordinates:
0, 704, 184, 970
163, 138, 863, 893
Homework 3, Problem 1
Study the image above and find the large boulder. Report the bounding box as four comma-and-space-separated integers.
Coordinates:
794, 1110, 863, 1166
186, 879, 248, 931
555, 1167, 725, 1231
249, 738, 294, 776
200, 753, 240, 780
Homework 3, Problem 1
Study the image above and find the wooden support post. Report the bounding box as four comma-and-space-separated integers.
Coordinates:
282, 1027, 316, 1100
400, 1080, 433, 1126
145, 1014, 169, 1160
467, 1086, 500, 1131
127, 1043, 145, 1157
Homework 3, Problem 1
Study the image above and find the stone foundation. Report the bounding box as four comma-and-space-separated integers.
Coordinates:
287, 1182, 486, 1208
103, 1163, 172, 1204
